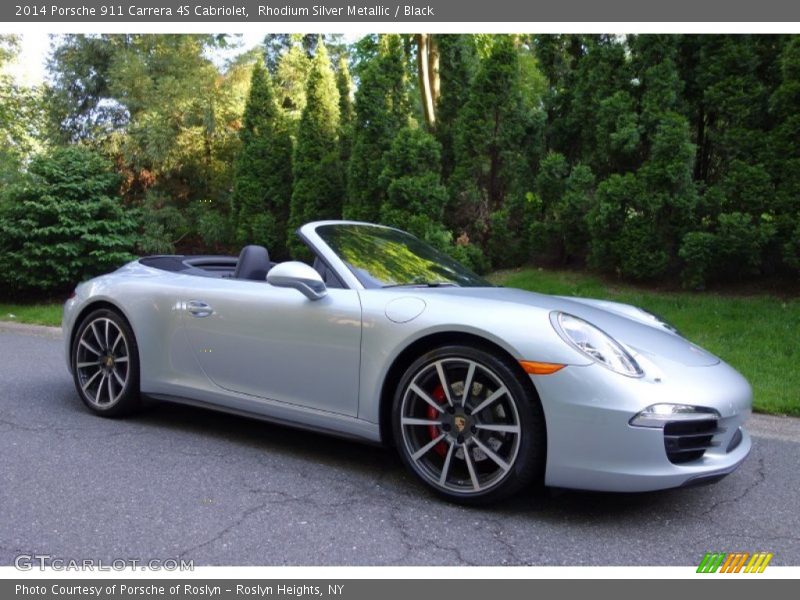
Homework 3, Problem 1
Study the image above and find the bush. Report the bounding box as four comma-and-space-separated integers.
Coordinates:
784, 221, 800, 271
136, 190, 189, 255
0, 146, 138, 295
379, 126, 459, 257
679, 231, 717, 289
616, 215, 669, 280
678, 212, 776, 288
449, 237, 490, 274
715, 212, 775, 277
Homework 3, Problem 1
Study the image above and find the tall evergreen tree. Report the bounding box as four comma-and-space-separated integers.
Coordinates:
435, 35, 477, 181
770, 37, 800, 271
379, 126, 449, 248
589, 37, 698, 280
336, 56, 355, 185
230, 61, 293, 256
344, 34, 410, 222
449, 36, 529, 262
288, 40, 342, 257
275, 36, 312, 123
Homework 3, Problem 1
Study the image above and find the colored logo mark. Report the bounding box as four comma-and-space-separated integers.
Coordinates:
697, 552, 773, 573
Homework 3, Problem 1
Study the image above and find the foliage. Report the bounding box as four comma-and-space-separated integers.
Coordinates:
0, 146, 137, 294
230, 62, 293, 257
435, 35, 477, 181
345, 34, 410, 222
449, 36, 530, 261
379, 126, 450, 249
336, 56, 355, 184
288, 40, 343, 257
3, 33, 800, 296
0, 35, 45, 186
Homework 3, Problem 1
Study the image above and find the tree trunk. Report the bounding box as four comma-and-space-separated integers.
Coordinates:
429, 35, 440, 108
416, 33, 436, 129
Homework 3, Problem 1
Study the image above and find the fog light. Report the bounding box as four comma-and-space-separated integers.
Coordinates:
629, 404, 720, 428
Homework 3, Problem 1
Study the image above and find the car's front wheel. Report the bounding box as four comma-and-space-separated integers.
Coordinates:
392, 345, 546, 504
71, 308, 141, 417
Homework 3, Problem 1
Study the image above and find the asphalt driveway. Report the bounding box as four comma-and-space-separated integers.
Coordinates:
1, 324, 798, 566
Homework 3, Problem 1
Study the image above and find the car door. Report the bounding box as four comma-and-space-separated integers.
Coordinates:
181, 278, 362, 416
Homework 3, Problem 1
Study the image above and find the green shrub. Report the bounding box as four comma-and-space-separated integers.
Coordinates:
0, 146, 138, 295
449, 239, 490, 275
715, 212, 775, 277
136, 190, 189, 255
784, 221, 800, 271
379, 127, 449, 241
586, 172, 642, 272
678, 213, 776, 288
679, 231, 717, 289
616, 215, 670, 280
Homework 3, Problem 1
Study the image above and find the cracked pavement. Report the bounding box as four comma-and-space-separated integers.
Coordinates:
1, 328, 798, 566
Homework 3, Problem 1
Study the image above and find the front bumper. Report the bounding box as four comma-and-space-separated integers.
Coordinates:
532, 358, 752, 492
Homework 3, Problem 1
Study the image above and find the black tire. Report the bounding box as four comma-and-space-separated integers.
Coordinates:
392, 344, 546, 505
71, 308, 142, 418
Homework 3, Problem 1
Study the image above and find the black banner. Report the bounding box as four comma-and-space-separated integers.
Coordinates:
4, 0, 800, 22
4, 579, 798, 600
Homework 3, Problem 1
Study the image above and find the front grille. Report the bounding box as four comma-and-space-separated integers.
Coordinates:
664, 419, 724, 464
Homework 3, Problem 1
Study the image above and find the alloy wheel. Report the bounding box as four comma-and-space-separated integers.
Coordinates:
75, 317, 131, 408
399, 357, 523, 494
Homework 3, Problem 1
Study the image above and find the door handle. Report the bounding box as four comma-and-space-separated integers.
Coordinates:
186, 300, 213, 318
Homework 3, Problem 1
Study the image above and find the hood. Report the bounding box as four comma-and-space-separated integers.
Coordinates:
418, 286, 720, 368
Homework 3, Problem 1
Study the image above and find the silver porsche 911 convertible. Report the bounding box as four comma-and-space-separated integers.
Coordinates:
63, 221, 752, 503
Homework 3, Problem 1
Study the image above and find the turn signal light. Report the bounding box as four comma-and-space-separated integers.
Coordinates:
518, 360, 566, 375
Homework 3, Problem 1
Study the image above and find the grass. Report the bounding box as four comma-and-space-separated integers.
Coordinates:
0, 302, 63, 327
491, 268, 799, 417
1, 269, 797, 416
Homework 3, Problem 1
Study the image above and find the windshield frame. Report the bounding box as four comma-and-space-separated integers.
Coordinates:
299, 221, 490, 290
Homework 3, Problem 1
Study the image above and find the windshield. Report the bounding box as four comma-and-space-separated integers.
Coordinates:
315, 224, 490, 289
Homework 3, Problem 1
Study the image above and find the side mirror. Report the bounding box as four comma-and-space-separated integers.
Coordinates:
267, 261, 328, 301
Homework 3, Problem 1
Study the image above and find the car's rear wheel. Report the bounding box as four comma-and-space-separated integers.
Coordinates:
392, 345, 546, 504
71, 308, 141, 417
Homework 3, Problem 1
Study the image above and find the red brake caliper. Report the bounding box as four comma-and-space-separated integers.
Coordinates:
427, 385, 448, 457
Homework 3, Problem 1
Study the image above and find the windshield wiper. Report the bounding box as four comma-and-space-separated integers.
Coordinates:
382, 281, 460, 288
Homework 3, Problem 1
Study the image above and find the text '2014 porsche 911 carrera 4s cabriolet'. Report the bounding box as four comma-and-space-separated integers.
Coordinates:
63, 221, 752, 503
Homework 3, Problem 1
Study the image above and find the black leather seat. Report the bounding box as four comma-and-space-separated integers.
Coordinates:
234, 245, 270, 281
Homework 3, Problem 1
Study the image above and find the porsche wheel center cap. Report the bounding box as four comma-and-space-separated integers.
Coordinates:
443, 409, 474, 442
104, 355, 115, 369
454, 415, 467, 433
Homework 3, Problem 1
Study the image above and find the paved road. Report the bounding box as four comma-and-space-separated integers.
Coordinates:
1, 326, 798, 566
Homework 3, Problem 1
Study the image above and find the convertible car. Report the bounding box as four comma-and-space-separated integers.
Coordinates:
63, 221, 752, 503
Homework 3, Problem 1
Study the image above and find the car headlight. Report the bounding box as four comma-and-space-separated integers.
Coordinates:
637, 308, 681, 335
551, 312, 644, 377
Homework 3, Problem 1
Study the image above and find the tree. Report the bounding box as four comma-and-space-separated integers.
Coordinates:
46, 34, 253, 254
274, 35, 312, 122
345, 34, 410, 222
415, 34, 440, 129
449, 36, 529, 263
0, 35, 44, 186
586, 36, 698, 281
379, 126, 449, 247
435, 35, 477, 181
769, 37, 800, 272
288, 40, 342, 257
230, 61, 293, 257
336, 56, 354, 182
0, 146, 138, 295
